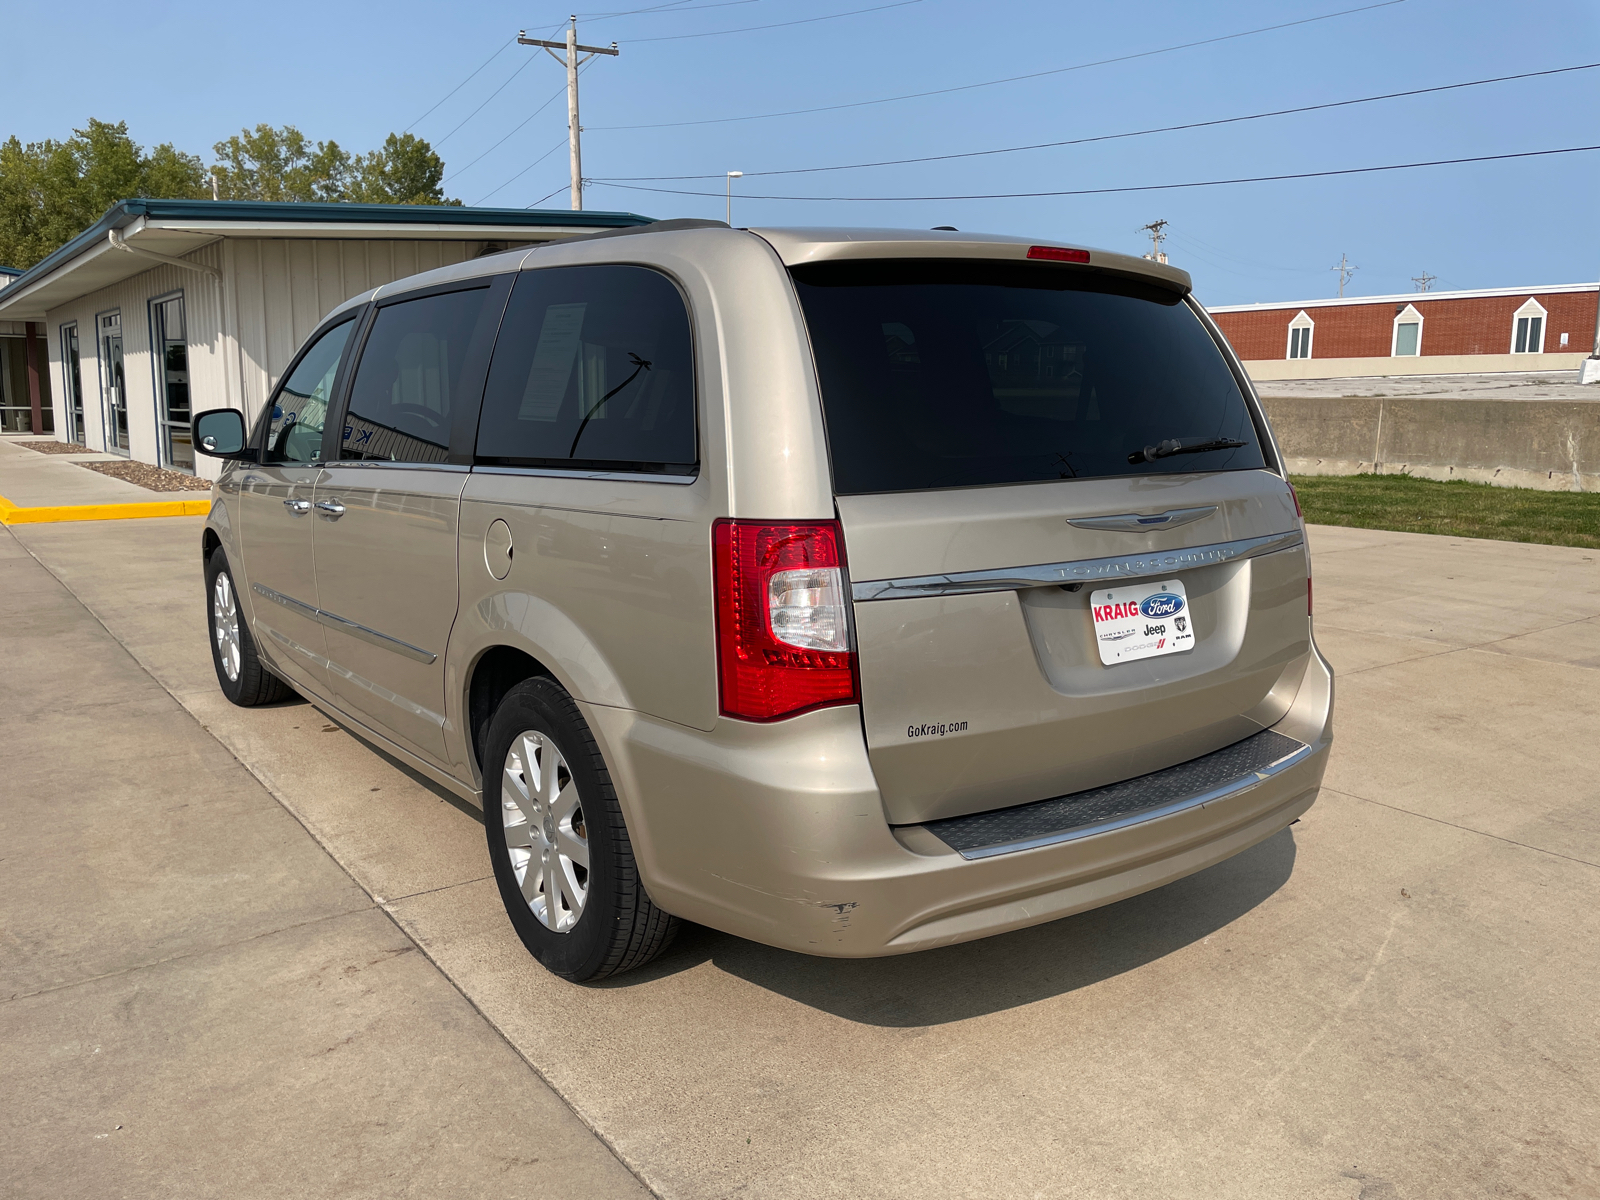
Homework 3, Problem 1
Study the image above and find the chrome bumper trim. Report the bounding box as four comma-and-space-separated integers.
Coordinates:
851, 529, 1304, 601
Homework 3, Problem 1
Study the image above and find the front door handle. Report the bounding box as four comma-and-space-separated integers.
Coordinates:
314, 499, 346, 519
283, 498, 311, 516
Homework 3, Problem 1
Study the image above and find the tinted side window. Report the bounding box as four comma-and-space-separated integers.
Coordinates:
476, 265, 696, 474
341, 287, 491, 463
263, 318, 354, 465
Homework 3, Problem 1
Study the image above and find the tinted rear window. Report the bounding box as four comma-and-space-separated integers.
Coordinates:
791, 260, 1265, 495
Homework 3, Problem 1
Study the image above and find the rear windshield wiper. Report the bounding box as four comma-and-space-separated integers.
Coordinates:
1127, 437, 1247, 465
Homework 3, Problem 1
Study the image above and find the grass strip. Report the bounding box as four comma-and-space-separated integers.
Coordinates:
1291, 473, 1600, 549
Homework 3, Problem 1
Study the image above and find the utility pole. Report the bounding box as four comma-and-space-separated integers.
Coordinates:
1411, 271, 1436, 292
725, 171, 743, 225
1331, 253, 1357, 298
1138, 219, 1169, 264
519, 17, 619, 211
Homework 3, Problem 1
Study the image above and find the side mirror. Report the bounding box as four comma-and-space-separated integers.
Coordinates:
194, 408, 253, 459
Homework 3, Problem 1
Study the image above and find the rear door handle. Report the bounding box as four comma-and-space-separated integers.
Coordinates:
283, 498, 311, 516
314, 499, 346, 519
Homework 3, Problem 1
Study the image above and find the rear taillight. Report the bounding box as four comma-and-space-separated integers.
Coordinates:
712, 519, 859, 722
1287, 482, 1303, 519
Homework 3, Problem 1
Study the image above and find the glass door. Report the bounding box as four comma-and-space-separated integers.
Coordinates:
61, 324, 85, 445
99, 312, 128, 455
152, 295, 192, 470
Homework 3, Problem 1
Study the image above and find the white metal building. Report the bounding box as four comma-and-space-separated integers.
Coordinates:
0, 200, 652, 475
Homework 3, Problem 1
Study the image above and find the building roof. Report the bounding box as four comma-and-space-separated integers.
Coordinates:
0, 198, 655, 320
1208, 282, 1598, 315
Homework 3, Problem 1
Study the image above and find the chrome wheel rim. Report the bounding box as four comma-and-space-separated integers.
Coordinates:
502, 731, 589, 933
213, 571, 242, 682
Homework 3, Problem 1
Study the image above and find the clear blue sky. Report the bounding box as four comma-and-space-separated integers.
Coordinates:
6, 0, 1598, 304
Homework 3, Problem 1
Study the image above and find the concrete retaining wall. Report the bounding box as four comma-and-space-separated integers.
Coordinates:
1258, 395, 1599, 492
1245, 352, 1589, 380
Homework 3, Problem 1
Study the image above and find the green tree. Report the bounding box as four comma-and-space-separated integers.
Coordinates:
348, 133, 458, 205
210, 124, 352, 202
0, 119, 458, 271
210, 125, 457, 205
0, 119, 205, 270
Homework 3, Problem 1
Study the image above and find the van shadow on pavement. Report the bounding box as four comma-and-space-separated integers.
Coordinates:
610, 827, 1297, 1026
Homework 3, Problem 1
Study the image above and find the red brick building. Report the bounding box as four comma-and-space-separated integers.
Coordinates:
1208, 283, 1599, 380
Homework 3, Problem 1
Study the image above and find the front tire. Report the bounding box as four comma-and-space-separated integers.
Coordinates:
205, 548, 293, 707
484, 677, 678, 981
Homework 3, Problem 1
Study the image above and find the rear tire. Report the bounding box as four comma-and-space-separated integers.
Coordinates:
484, 677, 678, 981
205, 548, 293, 707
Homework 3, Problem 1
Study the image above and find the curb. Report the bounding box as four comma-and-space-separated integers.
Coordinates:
0, 494, 212, 526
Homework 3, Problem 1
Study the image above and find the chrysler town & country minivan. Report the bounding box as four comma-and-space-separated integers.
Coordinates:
193, 222, 1332, 981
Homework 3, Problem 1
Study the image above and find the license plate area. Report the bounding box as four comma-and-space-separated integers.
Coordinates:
1090, 578, 1195, 666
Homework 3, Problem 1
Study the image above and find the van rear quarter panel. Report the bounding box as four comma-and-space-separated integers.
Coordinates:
449, 229, 840, 776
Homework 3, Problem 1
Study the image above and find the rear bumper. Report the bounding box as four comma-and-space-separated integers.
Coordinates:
585, 641, 1332, 957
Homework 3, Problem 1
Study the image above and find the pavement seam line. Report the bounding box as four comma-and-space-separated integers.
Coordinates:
378, 875, 495, 904
4, 525, 667, 1200
1322, 786, 1600, 871
1319, 608, 1600, 679
3, 909, 370, 1005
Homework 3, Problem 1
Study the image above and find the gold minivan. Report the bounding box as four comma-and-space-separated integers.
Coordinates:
194, 222, 1332, 981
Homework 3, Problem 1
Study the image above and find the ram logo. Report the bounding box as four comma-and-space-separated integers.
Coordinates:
1139, 592, 1184, 619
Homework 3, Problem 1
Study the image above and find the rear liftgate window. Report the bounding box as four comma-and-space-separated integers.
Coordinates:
476, 264, 696, 475
791, 260, 1265, 494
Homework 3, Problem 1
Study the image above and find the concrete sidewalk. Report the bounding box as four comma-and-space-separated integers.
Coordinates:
0, 435, 162, 507
4, 504, 1598, 1197
0, 528, 648, 1198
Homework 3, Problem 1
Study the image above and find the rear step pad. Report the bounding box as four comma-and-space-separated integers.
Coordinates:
919, 728, 1312, 860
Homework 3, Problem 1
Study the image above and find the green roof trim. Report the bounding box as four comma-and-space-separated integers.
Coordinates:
4, 198, 656, 301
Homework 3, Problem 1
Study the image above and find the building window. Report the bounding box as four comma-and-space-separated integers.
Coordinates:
60, 323, 85, 446
1286, 311, 1314, 359
1512, 298, 1546, 354
150, 293, 192, 471
1391, 304, 1423, 357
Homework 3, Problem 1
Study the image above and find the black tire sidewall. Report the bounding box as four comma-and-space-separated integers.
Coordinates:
205, 549, 250, 705
483, 678, 623, 982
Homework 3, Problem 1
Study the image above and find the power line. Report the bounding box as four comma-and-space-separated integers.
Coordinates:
590, 0, 1407, 129
528, 183, 572, 208
588, 143, 1600, 202
434, 55, 538, 148
473, 138, 568, 206
583, 0, 767, 20
405, 38, 516, 132
629, 0, 925, 42
441, 81, 569, 184
593, 62, 1600, 182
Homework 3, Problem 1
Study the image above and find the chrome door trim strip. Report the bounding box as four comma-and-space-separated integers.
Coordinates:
851, 529, 1303, 602
252, 583, 438, 665
946, 739, 1317, 861
473, 465, 699, 485
1067, 505, 1216, 533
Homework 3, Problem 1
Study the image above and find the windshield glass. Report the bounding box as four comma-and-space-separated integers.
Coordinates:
791, 259, 1266, 495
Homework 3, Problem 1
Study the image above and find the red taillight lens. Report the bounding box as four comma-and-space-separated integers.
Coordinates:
1026, 245, 1090, 263
1288, 482, 1303, 519
712, 519, 859, 722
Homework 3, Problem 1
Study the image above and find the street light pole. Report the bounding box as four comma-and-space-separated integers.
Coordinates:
726, 171, 743, 226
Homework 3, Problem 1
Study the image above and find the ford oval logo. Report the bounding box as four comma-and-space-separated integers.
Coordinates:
1140, 592, 1184, 619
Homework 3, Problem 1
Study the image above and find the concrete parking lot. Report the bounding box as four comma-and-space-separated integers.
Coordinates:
3, 446, 1598, 1197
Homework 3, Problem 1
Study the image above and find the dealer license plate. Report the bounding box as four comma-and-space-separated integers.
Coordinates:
1089, 578, 1195, 666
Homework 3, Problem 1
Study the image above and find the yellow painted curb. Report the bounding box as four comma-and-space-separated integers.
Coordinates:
0, 494, 212, 526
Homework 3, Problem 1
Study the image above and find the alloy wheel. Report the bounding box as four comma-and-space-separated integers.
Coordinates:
502, 731, 589, 932
213, 571, 242, 682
